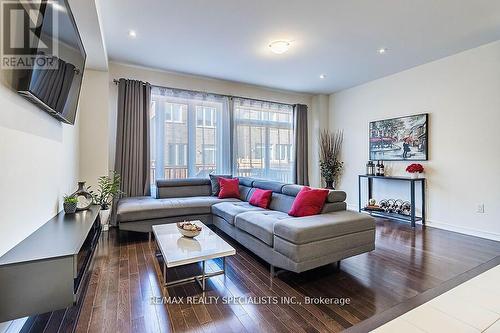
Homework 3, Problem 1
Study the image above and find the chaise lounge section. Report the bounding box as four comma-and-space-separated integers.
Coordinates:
117, 177, 375, 274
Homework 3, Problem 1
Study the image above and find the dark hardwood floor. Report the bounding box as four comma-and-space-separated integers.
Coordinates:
21, 219, 500, 333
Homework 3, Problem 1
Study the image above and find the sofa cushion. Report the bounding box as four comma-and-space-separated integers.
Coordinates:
209, 174, 232, 196
274, 229, 375, 262
117, 196, 239, 222
252, 180, 286, 193
280, 184, 305, 197
211, 201, 264, 225
249, 189, 273, 209
235, 210, 292, 246
156, 179, 212, 198
218, 177, 240, 199
156, 179, 211, 187
274, 210, 375, 244
268, 193, 296, 213
238, 177, 255, 187
282, 184, 347, 203
239, 185, 253, 201
288, 187, 329, 217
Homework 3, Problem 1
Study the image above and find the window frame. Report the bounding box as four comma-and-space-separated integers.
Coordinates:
196, 106, 216, 128
233, 99, 295, 183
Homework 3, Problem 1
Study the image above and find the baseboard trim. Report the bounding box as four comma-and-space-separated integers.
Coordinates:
425, 219, 500, 242
346, 203, 500, 242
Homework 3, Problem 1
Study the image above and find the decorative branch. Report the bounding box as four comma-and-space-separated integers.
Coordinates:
319, 129, 344, 187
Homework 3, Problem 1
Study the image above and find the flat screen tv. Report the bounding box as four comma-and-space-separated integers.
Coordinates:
13, 0, 86, 125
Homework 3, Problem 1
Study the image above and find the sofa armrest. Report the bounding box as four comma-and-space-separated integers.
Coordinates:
273, 211, 375, 245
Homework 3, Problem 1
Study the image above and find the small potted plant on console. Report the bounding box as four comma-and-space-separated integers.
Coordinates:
91, 171, 124, 230
63, 194, 78, 214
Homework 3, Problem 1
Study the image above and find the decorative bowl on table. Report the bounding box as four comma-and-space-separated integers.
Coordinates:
177, 221, 202, 238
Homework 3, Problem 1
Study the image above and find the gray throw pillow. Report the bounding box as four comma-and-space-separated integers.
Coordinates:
209, 174, 232, 196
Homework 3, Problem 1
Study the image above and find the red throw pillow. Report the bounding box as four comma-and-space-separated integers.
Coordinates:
249, 189, 273, 209
288, 187, 329, 217
218, 177, 240, 199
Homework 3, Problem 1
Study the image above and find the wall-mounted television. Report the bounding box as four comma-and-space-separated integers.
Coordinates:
12, 0, 86, 125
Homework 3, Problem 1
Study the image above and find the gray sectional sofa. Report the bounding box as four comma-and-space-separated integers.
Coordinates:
117, 177, 375, 274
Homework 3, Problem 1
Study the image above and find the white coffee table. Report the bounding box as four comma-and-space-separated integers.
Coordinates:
152, 221, 235, 291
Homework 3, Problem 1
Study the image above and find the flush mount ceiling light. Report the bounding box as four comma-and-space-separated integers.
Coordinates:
378, 47, 388, 54
128, 30, 137, 38
269, 40, 291, 54
319, 74, 327, 79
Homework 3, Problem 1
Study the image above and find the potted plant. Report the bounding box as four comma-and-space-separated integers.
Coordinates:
406, 163, 424, 178
319, 129, 344, 189
91, 171, 124, 230
63, 194, 78, 214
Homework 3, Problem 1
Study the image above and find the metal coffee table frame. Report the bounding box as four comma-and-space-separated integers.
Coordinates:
152, 232, 228, 291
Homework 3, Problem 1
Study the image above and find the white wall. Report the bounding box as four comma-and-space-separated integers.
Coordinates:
78, 70, 110, 188
0, 70, 80, 258
106, 62, 321, 185
330, 41, 500, 241
310, 94, 330, 187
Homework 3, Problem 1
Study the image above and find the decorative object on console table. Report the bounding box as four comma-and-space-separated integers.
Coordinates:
90, 171, 124, 231
378, 199, 412, 216
365, 198, 384, 212
366, 161, 375, 176
380, 161, 385, 176
406, 163, 424, 179
63, 194, 78, 214
319, 129, 344, 189
73, 181, 93, 211
369, 113, 428, 161
358, 174, 426, 228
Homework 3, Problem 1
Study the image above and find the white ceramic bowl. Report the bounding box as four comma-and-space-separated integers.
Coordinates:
177, 222, 201, 238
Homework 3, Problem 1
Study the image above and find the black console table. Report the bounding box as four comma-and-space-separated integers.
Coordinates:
0, 206, 101, 322
358, 175, 426, 228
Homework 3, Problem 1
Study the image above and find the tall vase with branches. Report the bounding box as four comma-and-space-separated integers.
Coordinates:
319, 129, 344, 189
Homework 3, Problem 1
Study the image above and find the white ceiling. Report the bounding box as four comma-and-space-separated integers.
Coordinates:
98, 0, 500, 94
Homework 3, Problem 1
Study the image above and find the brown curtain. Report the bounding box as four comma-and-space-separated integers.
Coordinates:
294, 104, 309, 185
115, 78, 151, 197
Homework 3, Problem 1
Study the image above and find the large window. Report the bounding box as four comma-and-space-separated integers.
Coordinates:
150, 87, 231, 182
233, 98, 295, 183
150, 89, 295, 184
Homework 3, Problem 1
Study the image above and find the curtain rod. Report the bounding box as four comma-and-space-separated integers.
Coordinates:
112, 78, 296, 107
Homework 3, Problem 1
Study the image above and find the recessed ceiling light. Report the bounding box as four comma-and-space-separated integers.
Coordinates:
319, 74, 327, 79
378, 48, 388, 54
269, 40, 291, 54
128, 30, 137, 38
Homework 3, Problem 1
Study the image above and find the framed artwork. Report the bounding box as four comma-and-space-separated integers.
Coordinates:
369, 113, 428, 161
